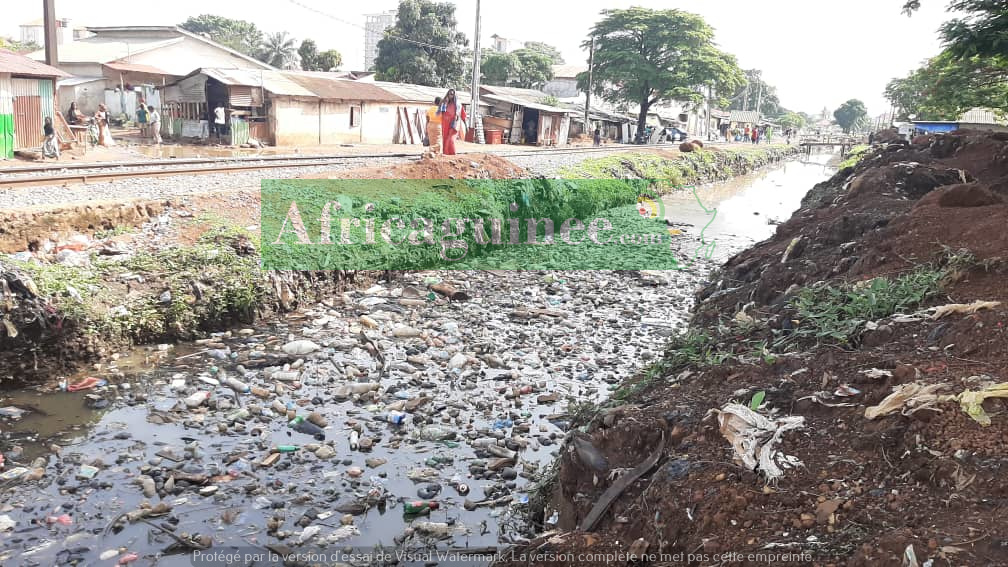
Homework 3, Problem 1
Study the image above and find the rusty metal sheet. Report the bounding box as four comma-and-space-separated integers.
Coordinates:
13, 95, 43, 149
229, 85, 252, 107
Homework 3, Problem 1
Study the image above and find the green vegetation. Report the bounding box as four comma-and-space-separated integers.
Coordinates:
298, 39, 342, 72
374, 0, 468, 85
577, 7, 745, 143
837, 145, 871, 169
789, 268, 945, 345
93, 225, 135, 240
833, 99, 869, 133
482, 49, 555, 90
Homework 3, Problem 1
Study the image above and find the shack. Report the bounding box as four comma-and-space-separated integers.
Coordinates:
0, 49, 69, 158
911, 108, 1008, 136
479, 85, 573, 146
160, 69, 483, 146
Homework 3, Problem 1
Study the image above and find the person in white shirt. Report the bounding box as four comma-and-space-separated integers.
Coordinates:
147, 105, 162, 145
214, 105, 227, 143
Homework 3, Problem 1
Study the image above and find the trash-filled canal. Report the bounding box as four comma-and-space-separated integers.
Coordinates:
0, 153, 834, 567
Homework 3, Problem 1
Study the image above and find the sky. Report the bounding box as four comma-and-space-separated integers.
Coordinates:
2, 0, 956, 116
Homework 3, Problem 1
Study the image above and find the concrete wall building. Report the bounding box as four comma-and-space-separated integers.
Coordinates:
543, 64, 585, 98
364, 11, 397, 71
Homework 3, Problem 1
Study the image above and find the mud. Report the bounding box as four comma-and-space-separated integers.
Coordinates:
498, 131, 1008, 567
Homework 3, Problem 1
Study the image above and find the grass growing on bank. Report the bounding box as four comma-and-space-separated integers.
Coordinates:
837, 144, 871, 170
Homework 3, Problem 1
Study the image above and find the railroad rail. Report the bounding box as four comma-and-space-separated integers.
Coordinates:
0, 144, 677, 189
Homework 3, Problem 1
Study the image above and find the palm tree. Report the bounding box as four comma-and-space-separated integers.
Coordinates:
260, 32, 298, 69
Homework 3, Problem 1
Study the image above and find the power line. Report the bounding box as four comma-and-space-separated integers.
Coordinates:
285, 0, 463, 54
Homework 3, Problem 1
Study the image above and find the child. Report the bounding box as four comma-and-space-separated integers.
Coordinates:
43, 117, 60, 159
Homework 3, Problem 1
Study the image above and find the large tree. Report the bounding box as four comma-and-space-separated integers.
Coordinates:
179, 14, 263, 57
298, 39, 342, 71
833, 99, 868, 133
260, 32, 298, 69
373, 0, 468, 87
776, 111, 807, 131
511, 48, 554, 89
577, 8, 745, 143
885, 51, 1008, 119
523, 41, 564, 65
903, 0, 1008, 59
481, 51, 520, 85
728, 69, 782, 117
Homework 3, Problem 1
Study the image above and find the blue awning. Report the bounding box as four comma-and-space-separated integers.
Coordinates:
912, 122, 959, 133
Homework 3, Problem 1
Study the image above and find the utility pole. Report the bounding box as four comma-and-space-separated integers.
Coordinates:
584, 35, 595, 134
43, 0, 58, 66
469, 0, 482, 142
742, 81, 749, 112
754, 74, 763, 124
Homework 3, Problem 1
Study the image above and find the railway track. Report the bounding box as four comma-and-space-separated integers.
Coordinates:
0, 144, 674, 189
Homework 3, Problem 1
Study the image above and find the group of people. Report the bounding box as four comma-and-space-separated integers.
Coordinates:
135, 102, 163, 144
725, 124, 773, 144
424, 89, 466, 156
61, 100, 162, 155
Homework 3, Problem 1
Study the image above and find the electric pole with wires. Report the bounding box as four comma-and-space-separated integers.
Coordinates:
469, 0, 483, 143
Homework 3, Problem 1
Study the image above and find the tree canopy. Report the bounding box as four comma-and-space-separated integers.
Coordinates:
480, 48, 554, 89
834, 99, 868, 133
373, 0, 468, 87
298, 39, 342, 71
728, 69, 781, 117
903, 0, 1008, 60
576, 7, 744, 143
523, 41, 564, 65
776, 111, 807, 131
180, 14, 263, 57
260, 32, 298, 69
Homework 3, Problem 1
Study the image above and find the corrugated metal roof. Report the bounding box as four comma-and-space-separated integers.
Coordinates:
550, 64, 586, 79
482, 93, 573, 114
57, 76, 104, 87
371, 80, 471, 103
199, 68, 316, 97
286, 73, 403, 101
0, 49, 70, 77
959, 107, 1003, 124
104, 61, 175, 75
27, 37, 182, 64
729, 110, 759, 124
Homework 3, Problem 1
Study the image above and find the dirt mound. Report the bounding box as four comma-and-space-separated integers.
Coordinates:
501, 131, 1008, 567
307, 153, 528, 180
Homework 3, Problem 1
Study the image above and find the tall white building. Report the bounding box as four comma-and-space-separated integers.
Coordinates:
364, 10, 397, 71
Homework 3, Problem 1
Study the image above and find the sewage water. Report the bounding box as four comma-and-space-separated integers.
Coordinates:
0, 152, 837, 567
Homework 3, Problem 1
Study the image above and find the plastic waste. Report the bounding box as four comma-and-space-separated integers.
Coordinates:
377, 411, 406, 425
283, 340, 321, 355
403, 500, 439, 515
46, 514, 73, 526
271, 445, 299, 453
65, 377, 106, 392
250, 386, 271, 398
418, 425, 456, 441
289, 416, 325, 440
0, 467, 28, 481
349, 429, 360, 450
184, 391, 211, 408
225, 377, 250, 393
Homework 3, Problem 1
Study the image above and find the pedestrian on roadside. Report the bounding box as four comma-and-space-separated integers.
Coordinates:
751, 126, 758, 144
95, 104, 114, 146
426, 96, 442, 155
593, 128, 601, 146
66, 101, 84, 125
137, 103, 149, 139
439, 89, 466, 156
214, 104, 228, 144
147, 104, 162, 145
42, 117, 60, 159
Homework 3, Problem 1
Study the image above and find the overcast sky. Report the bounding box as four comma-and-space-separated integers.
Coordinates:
3, 0, 955, 115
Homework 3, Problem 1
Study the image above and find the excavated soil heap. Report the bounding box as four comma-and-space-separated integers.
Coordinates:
306, 153, 529, 180
496, 131, 1008, 567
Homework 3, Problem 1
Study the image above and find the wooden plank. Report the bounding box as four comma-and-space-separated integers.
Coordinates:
395, 109, 404, 144
402, 107, 415, 144
53, 111, 75, 144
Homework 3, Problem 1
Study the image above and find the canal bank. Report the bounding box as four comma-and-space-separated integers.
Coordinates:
0, 144, 817, 566
0, 145, 797, 382
498, 131, 1008, 567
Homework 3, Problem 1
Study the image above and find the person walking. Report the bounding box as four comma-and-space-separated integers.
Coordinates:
42, 117, 60, 159
147, 105, 162, 145
137, 103, 149, 140
439, 89, 466, 156
95, 104, 114, 146
593, 128, 601, 146
425, 96, 442, 155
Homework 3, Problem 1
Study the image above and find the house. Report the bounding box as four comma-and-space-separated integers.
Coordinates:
479, 85, 574, 145
559, 100, 636, 143
0, 50, 70, 158
729, 110, 759, 131
158, 68, 482, 146
19, 18, 75, 46
490, 34, 516, 54
543, 64, 585, 98
28, 26, 273, 119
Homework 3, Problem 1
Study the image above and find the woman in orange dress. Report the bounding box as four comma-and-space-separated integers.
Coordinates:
439, 89, 466, 156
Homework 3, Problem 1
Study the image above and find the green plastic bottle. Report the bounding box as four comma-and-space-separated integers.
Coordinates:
403, 500, 439, 515
271, 445, 299, 453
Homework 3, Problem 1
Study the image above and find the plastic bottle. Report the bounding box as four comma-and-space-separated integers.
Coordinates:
227, 408, 250, 422
307, 412, 328, 428
403, 500, 439, 515
250, 386, 271, 398
349, 429, 360, 450
288, 416, 325, 440
225, 377, 250, 393
46, 514, 73, 525
377, 411, 406, 425
184, 391, 210, 408
271, 445, 300, 453
418, 425, 455, 441
66, 377, 107, 392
